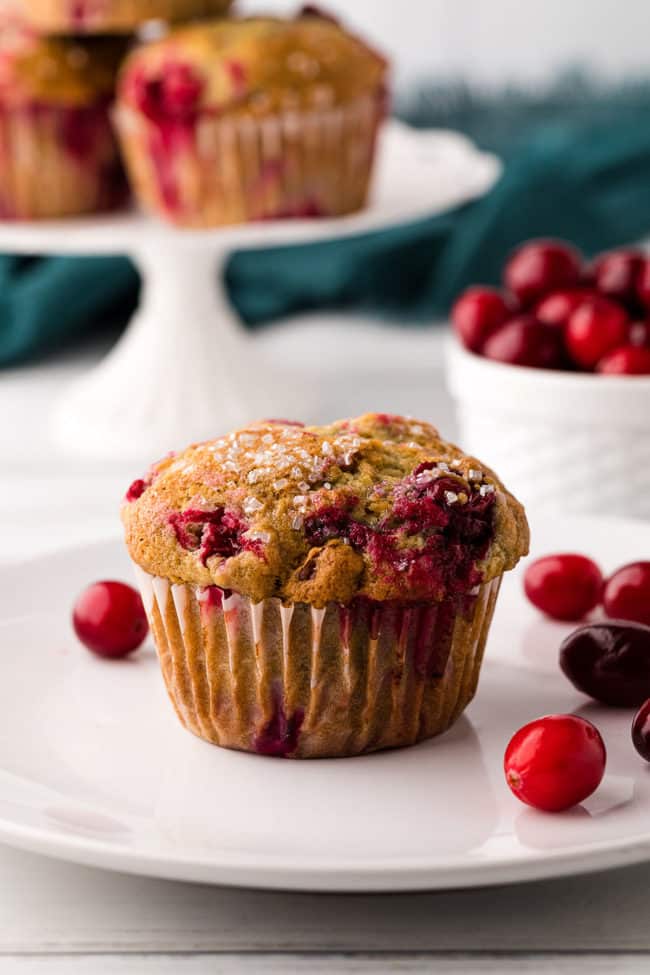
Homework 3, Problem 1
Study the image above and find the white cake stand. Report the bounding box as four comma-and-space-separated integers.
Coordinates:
0, 122, 499, 461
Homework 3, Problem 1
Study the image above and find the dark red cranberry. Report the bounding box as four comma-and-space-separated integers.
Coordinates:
560, 620, 650, 707
632, 698, 650, 761
534, 289, 590, 330
504, 239, 582, 307
73, 581, 148, 659
591, 249, 644, 306
482, 315, 564, 369
504, 715, 606, 812
254, 689, 305, 758
597, 345, 650, 375
636, 259, 650, 309
524, 553, 603, 621
451, 286, 511, 352
565, 296, 629, 369
603, 562, 650, 625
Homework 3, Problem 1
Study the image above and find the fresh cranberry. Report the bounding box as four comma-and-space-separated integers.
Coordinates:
451, 287, 511, 352
597, 345, 650, 375
524, 553, 603, 621
629, 321, 650, 346
632, 698, 650, 761
565, 296, 629, 369
73, 581, 148, 659
504, 239, 582, 308
560, 621, 650, 707
482, 315, 564, 369
535, 289, 589, 330
603, 562, 650, 626
636, 259, 650, 309
504, 715, 606, 812
591, 249, 644, 306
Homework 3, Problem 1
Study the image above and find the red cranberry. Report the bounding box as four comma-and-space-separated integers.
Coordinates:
451, 287, 511, 352
632, 698, 650, 761
629, 321, 650, 346
603, 562, 650, 626
591, 249, 644, 306
524, 553, 603, 621
482, 315, 564, 369
504, 239, 582, 308
560, 621, 650, 707
565, 296, 629, 369
535, 289, 589, 330
597, 345, 650, 375
73, 581, 148, 659
132, 63, 203, 124
504, 715, 606, 812
159, 63, 203, 120
636, 259, 650, 309
125, 478, 148, 502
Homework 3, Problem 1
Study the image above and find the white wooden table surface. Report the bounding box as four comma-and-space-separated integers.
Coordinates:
1, 317, 649, 975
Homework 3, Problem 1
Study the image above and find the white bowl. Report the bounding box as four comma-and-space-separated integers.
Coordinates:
445, 337, 650, 520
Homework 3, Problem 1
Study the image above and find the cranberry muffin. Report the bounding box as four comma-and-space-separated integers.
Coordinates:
0, 21, 126, 218
19, 0, 233, 35
122, 414, 529, 758
114, 12, 388, 226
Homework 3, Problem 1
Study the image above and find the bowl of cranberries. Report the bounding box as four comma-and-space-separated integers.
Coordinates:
446, 238, 650, 519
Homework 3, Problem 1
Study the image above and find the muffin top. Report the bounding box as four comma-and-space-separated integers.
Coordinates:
0, 19, 125, 106
118, 12, 388, 123
122, 414, 529, 607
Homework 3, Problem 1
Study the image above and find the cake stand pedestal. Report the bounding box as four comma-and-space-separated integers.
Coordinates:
0, 122, 499, 462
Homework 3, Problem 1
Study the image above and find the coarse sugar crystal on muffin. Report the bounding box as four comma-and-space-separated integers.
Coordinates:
18, 0, 234, 35
114, 12, 389, 226
0, 19, 127, 218
122, 414, 529, 758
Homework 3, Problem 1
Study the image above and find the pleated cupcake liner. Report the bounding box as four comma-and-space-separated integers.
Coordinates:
133, 564, 502, 759
0, 101, 126, 219
114, 91, 386, 227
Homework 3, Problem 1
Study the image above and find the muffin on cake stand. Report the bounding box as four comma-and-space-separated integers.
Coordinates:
0, 121, 499, 461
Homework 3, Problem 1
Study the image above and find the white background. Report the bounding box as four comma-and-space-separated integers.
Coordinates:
242, 0, 650, 91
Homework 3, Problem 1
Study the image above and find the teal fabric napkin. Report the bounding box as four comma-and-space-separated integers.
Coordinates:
4, 74, 650, 366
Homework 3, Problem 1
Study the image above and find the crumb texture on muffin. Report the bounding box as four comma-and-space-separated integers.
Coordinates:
123, 414, 529, 606
118, 14, 388, 120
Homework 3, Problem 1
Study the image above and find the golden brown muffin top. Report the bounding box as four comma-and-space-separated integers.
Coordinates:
118, 12, 388, 122
0, 18, 125, 106
122, 414, 529, 607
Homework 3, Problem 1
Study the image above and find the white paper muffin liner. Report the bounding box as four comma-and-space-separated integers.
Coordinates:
133, 563, 502, 759
115, 91, 386, 227
0, 101, 125, 219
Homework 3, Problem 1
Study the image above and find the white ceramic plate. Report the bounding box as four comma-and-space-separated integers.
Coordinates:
1, 514, 649, 892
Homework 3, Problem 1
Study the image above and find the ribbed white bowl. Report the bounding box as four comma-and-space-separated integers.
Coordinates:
445, 337, 650, 519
